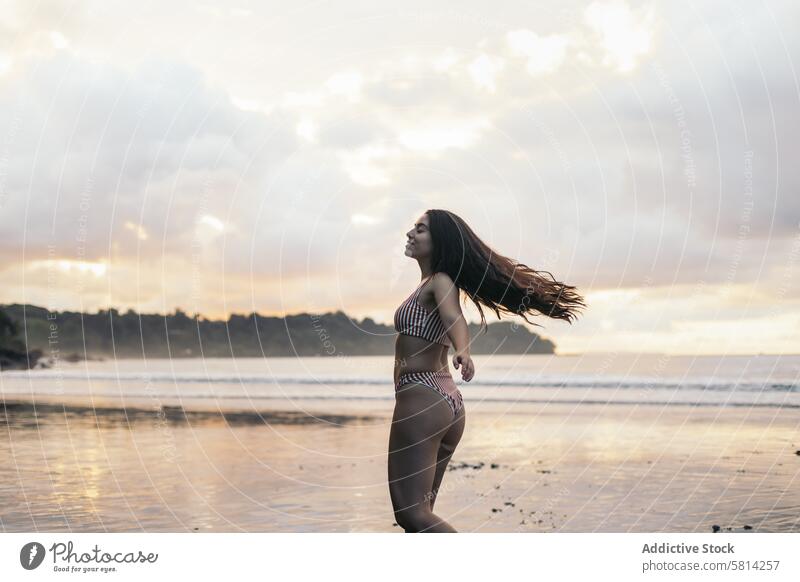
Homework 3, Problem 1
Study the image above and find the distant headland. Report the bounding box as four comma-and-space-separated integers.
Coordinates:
0, 304, 556, 369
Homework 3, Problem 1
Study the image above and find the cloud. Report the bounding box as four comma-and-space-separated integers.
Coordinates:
0, 51, 298, 265
467, 53, 505, 92
584, 0, 655, 73
505, 29, 571, 75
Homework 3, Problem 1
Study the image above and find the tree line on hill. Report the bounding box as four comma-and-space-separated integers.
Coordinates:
0, 303, 556, 367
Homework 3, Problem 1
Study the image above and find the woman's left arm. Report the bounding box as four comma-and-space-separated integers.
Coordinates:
431, 273, 475, 381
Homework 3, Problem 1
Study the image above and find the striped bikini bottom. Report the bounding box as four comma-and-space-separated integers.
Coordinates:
395, 370, 464, 417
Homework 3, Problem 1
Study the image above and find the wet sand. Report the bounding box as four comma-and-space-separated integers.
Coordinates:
1, 398, 798, 532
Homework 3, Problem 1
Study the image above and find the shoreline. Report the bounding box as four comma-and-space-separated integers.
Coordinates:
2, 393, 798, 415
0, 398, 379, 427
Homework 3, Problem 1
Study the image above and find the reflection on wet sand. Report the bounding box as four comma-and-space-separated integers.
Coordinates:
1, 400, 379, 428
1, 399, 798, 533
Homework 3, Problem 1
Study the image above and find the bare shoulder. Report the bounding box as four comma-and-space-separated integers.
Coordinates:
428, 272, 462, 317
431, 272, 458, 295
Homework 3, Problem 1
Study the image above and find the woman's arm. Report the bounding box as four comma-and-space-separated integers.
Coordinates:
431, 273, 475, 381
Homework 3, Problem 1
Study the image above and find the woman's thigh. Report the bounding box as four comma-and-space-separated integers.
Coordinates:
388, 382, 454, 512
429, 405, 466, 509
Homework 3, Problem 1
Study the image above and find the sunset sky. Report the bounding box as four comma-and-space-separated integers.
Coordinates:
1, 0, 798, 355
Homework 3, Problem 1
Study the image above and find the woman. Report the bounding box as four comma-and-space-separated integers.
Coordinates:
389, 209, 585, 533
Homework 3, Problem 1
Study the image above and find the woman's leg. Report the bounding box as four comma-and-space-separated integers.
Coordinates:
429, 405, 466, 512
388, 382, 458, 532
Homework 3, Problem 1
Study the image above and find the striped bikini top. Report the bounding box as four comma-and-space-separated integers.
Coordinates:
393, 274, 452, 347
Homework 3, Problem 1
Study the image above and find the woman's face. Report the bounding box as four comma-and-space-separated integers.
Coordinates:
405, 214, 432, 258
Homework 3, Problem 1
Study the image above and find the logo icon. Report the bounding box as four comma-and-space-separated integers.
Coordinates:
20, 542, 46, 570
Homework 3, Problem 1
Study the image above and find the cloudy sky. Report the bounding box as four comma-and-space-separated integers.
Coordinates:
1, 0, 798, 355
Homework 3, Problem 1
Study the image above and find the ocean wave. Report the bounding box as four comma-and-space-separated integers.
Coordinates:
4, 369, 798, 393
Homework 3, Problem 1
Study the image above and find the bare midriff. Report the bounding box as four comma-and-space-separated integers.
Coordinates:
393, 334, 450, 385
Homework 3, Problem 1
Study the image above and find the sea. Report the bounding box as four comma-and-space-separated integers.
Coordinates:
1, 353, 798, 412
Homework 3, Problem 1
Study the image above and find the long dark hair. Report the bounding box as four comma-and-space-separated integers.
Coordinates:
426, 209, 586, 333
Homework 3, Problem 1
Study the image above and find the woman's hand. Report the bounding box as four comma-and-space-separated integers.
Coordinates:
453, 351, 475, 382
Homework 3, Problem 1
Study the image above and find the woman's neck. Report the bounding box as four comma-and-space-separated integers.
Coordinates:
418, 260, 433, 280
